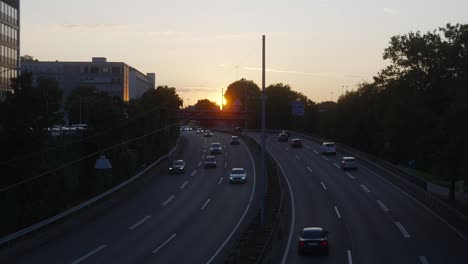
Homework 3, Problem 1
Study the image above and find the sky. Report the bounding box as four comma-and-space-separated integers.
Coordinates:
21, 0, 468, 106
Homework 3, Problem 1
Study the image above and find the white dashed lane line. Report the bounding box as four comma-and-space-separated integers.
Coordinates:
347, 250, 353, 264
346, 172, 355, 179
153, 234, 177, 254
201, 199, 211, 210
419, 256, 430, 264
180, 181, 188, 189
395, 221, 411, 238
72, 245, 107, 264
334, 163, 340, 168
296, 155, 301, 160
162, 195, 175, 207
129, 216, 151, 231
191, 170, 198, 177
360, 184, 371, 193
334, 206, 342, 219
198, 161, 202, 167
307, 167, 313, 173
322, 156, 329, 161
218, 177, 223, 185
321, 182, 327, 190
376, 200, 389, 212
313, 150, 319, 155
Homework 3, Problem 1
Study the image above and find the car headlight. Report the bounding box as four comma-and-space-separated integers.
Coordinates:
169, 167, 173, 170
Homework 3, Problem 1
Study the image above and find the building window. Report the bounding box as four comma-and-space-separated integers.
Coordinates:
90, 66, 99, 74
102, 67, 110, 73
111, 67, 121, 74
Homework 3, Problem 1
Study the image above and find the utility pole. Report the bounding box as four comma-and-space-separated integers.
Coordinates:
261, 35, 267, 226
221, 88, 224, 111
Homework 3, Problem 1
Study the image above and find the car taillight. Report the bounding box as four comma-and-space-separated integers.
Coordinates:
321, 241, 328, 246
299, 241, 305, 247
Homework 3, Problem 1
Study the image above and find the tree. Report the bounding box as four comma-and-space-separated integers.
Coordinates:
20, 55, 39, 62
224, 78, 261, 112
194, 99, 219, 111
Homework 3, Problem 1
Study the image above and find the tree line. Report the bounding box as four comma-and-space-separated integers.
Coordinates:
0, 73, 182, 236
222, 23, 468, 201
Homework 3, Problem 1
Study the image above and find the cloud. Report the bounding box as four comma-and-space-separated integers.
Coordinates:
383, 8, 401, 15
63, 24, 81, 29
59, 23, 129, 31
242, 67, 334, 77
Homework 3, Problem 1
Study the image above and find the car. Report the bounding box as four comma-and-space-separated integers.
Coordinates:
321, 142, 336, 155
196, 128, 204, 134
277, 133, 288, 142
341, 156, 358, 170
169, 160, 186, 174
229, 168, 247, 184
291, 138, 302, 148
204, 130, 213, 137
282, 130, 291, 137
230, 136, 240, 145
204, 156, 217, 168
234, 127, 243, 134
210, 142, 222, 154
297, 227, 329, 255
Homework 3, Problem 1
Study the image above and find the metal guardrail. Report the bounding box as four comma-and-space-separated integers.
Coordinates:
0, 136, 183, 247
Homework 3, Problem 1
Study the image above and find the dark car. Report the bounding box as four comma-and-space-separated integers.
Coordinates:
277, 133, 288, 142
204, 156, 217, 168
204, 130, 213, 137
291, 138, 302, 148
210, 142, 223, 154
169, 160, 186, 174
298, 227, 329, 255
230, 136, 240, 145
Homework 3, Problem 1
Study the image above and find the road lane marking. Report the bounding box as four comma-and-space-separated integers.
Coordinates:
347, 250, 353, 264
361, 164, 468, 241
334, 206, 342, 219
346, 172, 355, 179
322, 156, 329, 161
198, 161, 202, 167
162, 195, 175, 206
225, 162, 227, 169
201, 199, 211, 210
153, 234, 177, 254
129, 216, 151, 231
180, 181, 188, 189
72, 245, 107, 264
218, 177, 223, 185
201, 155, 205, 159
314, 150, 319, 155
377, 200, 389, 212
285, 147, 289, 151
191, 170, 197, 177
334, 163, 340, 168
225, 152, 228, 157
419, 256, 430, 264
203, 150, 206, 154
207, 140, 257, 264
321, 182, 327, 190
306, 146, 311, 150
307, 166, 313, 173
360, 184, 371, 193
395, 221, 411, 238
296, 155, 301, 160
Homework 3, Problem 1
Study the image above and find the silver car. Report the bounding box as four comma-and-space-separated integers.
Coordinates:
340, 157, 358, 170
229, 168, 247, 184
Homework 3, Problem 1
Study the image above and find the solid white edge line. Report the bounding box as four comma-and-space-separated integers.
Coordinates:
395, 221, 411, 238
347, 250, 353, 264
321, 182, 327, 190
129, 215, 151, 231
162, 195, 175, 207
307, 167, 313, 173
153, 234, 177, 254
419, 256, 430, 264
360, 164, 468, 241
180, 181, 188, 190
334, 206, 342, 219
360, 184, 371, 193
269, 151, 296, 264
71, 245, 107, 264
376, 200, 389, 212
201, 199, 211, 210
206, 139, 257, 264
191, 170, 197, 177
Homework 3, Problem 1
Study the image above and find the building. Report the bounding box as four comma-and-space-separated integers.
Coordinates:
21, 57, 155, 102
0, 0, 20, 101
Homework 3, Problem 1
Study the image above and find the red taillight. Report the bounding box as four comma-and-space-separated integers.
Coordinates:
299, 241, 305, 247
321, 241, 328, 246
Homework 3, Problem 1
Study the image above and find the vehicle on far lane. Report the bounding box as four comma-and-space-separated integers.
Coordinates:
298, 227, 329, 255
210, 142, 223, 154
291, 138, 302, 148
229, 168, 247, 184
340, 156, 358, 170
277, 132, 288, 142
230, 136, 240, 145
169, 160, 186, 174
204, 130, 213, 137
204, 156, 217, 168
321, 142, 336, 155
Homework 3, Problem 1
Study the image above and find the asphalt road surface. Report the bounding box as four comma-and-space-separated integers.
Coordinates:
2, 131, 259, 264
248, 132, 468, 264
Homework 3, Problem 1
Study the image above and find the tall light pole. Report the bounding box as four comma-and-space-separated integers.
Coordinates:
261, 35, 267, 226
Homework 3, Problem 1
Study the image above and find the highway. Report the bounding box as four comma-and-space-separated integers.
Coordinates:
248, 132, 468, 264
2, 131, 260, 264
